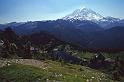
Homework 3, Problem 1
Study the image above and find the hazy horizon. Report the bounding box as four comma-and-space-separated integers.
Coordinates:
0, 0, 124, 24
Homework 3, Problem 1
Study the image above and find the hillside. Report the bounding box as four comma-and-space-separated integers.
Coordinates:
0, 59, 117, 82
0, 27, 124, 82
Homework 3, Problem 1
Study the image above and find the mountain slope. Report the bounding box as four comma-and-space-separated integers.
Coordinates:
63, 8, 104, 21
1, 20, 124, 50
0, 59, 115, 82
86, 26, 124, 50
63, 7, 124, 28
71, 20, 103, 32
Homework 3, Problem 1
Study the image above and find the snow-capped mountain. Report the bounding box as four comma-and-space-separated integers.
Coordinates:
63, 8, 104, 21
63, 7, 124, 28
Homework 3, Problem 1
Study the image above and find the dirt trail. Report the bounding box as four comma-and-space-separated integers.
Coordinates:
0, 59, 48, 69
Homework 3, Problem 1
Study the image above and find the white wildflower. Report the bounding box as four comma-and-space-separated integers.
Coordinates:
86, 79, 89, 82
91, 76, 95, 79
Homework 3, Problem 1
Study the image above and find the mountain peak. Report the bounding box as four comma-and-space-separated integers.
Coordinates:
63, 8, 104, 21
79, 6, 86, 10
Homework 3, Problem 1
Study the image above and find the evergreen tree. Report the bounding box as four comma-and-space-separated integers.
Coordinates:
0, 27, 18, 58
3, 27, 17, 43
24, 41, 32, 58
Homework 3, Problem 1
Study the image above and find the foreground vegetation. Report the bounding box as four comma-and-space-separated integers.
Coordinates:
0, 59, 118, 82
0, 27, 124, 82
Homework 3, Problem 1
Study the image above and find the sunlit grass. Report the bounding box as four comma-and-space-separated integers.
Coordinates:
0, 59, 117, 82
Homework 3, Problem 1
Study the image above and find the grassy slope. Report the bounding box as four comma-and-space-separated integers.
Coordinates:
0, 60, 117, 82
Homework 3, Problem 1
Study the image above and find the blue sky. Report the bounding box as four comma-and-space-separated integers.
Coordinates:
0, 0, 124, 24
